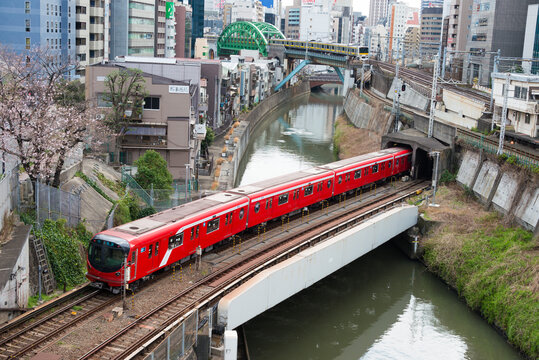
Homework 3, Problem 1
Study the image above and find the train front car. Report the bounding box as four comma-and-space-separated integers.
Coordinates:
86, 231, 133, 292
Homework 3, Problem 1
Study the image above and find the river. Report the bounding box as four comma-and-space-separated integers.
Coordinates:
234, 86, 522, 360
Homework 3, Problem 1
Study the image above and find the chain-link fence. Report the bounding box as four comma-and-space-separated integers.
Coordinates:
35, 181, 81, 228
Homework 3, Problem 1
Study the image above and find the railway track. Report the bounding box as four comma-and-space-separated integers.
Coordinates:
0, 286, 116, 359
79, 179, 429, 360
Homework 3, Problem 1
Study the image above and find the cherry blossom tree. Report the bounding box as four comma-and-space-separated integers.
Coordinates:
0, 47, 107, 187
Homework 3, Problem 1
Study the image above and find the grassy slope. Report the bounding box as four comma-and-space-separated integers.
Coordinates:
420, 185, 538, 359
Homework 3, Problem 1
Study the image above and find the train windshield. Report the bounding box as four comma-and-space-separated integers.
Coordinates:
88, 235, 130, 273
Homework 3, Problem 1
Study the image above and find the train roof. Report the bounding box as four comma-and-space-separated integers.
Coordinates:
317, 148, 409, 171
228, 167, 331, 196
113, 192, 246, 236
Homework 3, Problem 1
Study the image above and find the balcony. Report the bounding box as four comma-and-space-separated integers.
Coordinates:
89, 6, 104, 17
120, 137, 167, 149
89, 40, 103, 50
89, 23, 103, 33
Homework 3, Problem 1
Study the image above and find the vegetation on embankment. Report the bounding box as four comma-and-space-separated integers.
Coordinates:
418, 184, 538, 359
333, 113, 382, 159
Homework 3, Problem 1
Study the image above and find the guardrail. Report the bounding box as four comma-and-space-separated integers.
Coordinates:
456, 128, 539, 167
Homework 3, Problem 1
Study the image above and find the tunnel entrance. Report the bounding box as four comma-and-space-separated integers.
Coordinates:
414, 148, 433, 180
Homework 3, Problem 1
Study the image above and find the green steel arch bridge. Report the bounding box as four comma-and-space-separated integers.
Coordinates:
217, 21, 285, 57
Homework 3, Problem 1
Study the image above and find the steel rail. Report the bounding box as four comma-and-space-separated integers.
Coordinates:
79, 180, 429, 360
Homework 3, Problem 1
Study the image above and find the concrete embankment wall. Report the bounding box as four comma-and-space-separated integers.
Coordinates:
456, 149, 539, 232
217, 82, 311, 190
343, 89, 393, 135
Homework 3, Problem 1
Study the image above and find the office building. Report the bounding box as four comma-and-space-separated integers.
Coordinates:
175, 2, 192, 58
368, 0, 389, 27
189, 0, 204, 57
447, 0, 472, 51
523, 4, 539, 74
420, 6, 443, 54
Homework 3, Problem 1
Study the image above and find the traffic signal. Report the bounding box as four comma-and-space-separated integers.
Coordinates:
401, 83, 406, 92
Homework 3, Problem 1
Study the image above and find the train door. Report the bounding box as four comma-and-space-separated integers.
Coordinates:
128, 248, 138, 282
147, 240, 160, 271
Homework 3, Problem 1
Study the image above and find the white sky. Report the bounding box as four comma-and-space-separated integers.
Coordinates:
280, 0, 422, 16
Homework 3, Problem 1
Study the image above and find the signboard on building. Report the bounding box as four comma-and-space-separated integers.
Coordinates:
169, 85, 189, 94
166, 2, 174, 19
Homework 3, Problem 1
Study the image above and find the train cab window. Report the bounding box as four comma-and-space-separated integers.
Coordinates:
372, 164, 379, 173
388, 161, 392, 169
148, 244, 153, 258
327, 179, 332, 188
254, 202, 261, 213
155, 242, 159, 256
169, 233, 183, 249
338, 175, 342, 184
304, 185, 313, 196
207, 218, 220, 233
239, 208, 245, 219
278, 193, 288, 205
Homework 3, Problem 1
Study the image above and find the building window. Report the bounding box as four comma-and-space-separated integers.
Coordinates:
525, 113, 531, 124
25, 1, 30, 13
143, 97, 160, 110
25, 19, 30, 32
47, 4, 49, 15
47, 21, 49, 32
25, 38, 31, 49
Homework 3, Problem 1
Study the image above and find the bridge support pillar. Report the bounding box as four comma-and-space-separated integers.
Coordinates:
275, 59, 312, 91
223, 330, 238, 360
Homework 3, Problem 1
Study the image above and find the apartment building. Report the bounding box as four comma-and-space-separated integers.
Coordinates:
86, 58, 203, 179
447, 0, 472, 52
222, 0, 264, 27
285, 6, 300, 39
75, 0, 109, 79
0, 0, 75, 72
174, 2, 192, 58
368, 0, 389, 27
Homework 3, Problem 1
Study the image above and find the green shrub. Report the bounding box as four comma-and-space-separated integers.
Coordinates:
134, 150, 173, 200
113, 198, 132, 226
439, 170, 457, 184
76, 171, 115, 204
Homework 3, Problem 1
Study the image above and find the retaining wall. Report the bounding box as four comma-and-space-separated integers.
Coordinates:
343, 89, 393, 134
456, 149, 539, 232
217, 82, 311, 190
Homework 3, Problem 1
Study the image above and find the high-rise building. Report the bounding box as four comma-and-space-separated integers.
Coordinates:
222, 0, 264, 27
404, 26, 420, 59
155, 0, 167, 57
447, 0, 472, 52
464, 0, 537, 85
368, 0, 389, 27
285, 6, 300, 39
522, 4, 539, 74
420, 6, 443, 54
189, 0, 204, 57
74, 0, 110, 80
110, 1, 156, 58
0, 0, 75, 73
174, 2, 192, 58
388, 3, 413, 60
300, 3, 331, 42
420, 0, 444, 13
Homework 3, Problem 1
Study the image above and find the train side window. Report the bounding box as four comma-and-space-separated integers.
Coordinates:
230, 212, 233, 224
304, 185, 313, 196
354, 170, 361, 179
381, 163, 385, 171
169, 233, 183, 249
396, 159, 400, 166
155, 242, 159, 256
372, 164, 379, 173
388, 161, 392, 168
225, 214, 228, 225
278, 193, 288, 205
346, 173, 351, 181
327, 179, 332, 188
239, 208, 244, 219
254, 202, 261, 213
364, 168, 368, 176
338, 175, 342, 184
196, 226, 199, 238
148, 244, 153, 258
191, 228, 194, 239
207, 218, 220, 234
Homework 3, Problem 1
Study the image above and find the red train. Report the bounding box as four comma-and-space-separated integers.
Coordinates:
86, 147, 412, 291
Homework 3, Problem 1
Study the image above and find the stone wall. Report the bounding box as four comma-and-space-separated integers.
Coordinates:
343, 89, 393, 134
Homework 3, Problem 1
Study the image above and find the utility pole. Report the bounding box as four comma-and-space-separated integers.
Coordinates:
392, 38, 401, 132
428, 46, 441, 138
441, 46, 447, 79
360, 64, 365, 97
497, 73, 510, 156
490, 49, 501, 127
429, 151, 440, 207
